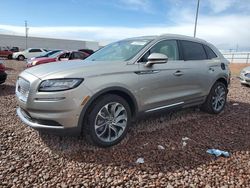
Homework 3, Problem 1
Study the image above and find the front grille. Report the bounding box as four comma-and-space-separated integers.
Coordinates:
17, 77, 30, 101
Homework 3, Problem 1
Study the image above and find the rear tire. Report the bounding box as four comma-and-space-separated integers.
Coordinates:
18, 55, 25, 61
7, 54, 12, 59
201, 82, 227, 114
83, 94, 131, 147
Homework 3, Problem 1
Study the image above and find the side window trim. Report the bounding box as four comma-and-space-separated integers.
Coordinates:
176, 40, 184, 60
203, 44, 218, 59
202, 45, 209, 60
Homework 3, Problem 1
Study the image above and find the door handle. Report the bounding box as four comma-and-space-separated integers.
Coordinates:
173, 70, 183, 76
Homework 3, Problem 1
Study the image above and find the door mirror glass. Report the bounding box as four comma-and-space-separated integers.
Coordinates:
145, 53, 168, 67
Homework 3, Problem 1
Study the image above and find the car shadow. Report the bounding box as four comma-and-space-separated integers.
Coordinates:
40, 100, 250, 173
0, 84, 16, 96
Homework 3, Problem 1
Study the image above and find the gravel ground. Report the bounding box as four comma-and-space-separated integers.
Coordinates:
0, 60, 250, 187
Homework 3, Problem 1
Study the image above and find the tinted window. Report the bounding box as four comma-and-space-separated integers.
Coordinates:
59, 52, 70, 59
139, 40, 179, 62
70, 52, 86, 60
29, 49, 42, 53
180, 41, 207, 60
204, 45, 217, 59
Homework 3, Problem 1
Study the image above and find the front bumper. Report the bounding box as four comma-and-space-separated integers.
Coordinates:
16, 72, 93, 135
0, 71, 7, 84
17, 107, 81, 135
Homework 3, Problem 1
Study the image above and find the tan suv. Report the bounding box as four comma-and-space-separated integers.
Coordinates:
16, 34, 230, 147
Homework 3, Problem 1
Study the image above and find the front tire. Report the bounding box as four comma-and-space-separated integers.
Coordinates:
201, 82, 227, 114
18, 55, 25, 61
84, 94, 131, 147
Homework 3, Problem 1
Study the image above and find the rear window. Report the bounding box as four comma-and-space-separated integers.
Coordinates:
180, 41, 207, 61
204, 45, 217, 59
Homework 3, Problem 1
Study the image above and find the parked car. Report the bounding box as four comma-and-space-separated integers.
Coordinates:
10, 47, 19, 52
78, 49, 95, 55
12, 48, 48, 61
27, 50, 63, 62
0, 47, 13, 59
240, 66, 250, 86
26, 51, 89, 67
16, 34, 230, 147
0, 61, 7, 84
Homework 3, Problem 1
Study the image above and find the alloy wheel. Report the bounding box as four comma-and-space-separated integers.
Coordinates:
94, 102, 128, 142
212, 85, 226, 112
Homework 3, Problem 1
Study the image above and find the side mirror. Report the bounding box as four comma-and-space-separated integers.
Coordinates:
145, 53, 168, 67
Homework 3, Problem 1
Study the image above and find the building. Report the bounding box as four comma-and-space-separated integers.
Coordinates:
0, 34, 99, 51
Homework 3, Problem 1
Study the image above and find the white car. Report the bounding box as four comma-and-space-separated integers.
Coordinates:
240, 66, 250, 86
12, 48, 47, 61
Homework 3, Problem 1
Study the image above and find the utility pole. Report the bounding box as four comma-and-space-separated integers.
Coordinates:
194, 0, 200, 38
25, 20, 29, 49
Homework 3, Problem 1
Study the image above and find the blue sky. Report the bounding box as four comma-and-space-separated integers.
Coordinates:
0, 0, 250, 50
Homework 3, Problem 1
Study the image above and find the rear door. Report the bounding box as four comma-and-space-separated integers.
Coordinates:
179, 40, 215, 97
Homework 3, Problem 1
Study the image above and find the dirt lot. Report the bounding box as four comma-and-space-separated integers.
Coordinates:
229, 63, 249, 76
0, 60, 250, 187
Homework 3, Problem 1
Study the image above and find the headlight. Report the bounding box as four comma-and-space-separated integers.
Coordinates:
38, 78, 83, 92
32, 61, 38, 65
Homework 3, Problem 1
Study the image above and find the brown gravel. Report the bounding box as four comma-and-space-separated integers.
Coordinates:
0, 60, 250, 187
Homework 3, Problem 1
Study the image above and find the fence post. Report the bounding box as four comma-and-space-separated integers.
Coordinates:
247, 53, 249, 64
231, 53, 234, 63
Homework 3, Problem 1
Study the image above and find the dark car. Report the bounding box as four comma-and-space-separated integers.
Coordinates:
0, 61, 7, 84
10, 47, 19, 52
78, 49, 95, 55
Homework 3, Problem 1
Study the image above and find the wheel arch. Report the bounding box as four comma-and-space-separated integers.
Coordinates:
78, 86, 139, 131
216, 77, 228, 88
18, 54, 25, 59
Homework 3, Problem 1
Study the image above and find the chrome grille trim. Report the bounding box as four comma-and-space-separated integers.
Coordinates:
16, 77, 30, 102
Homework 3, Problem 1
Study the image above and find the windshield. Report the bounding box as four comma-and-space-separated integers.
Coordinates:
86, 39, 152, 61
49, 51, 64, 58
41, 50, 62, 58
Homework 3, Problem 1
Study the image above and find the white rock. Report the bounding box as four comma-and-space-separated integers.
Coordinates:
182, 141, 187, 147
182, 137, 190, 141
136, 158, 144, 164
233, 103, 239, 106
157, 145, 165, 150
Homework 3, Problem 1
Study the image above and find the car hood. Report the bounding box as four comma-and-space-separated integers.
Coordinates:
24, 60, 127, 79
34, 57, 55, 62
242, 66, 250, 72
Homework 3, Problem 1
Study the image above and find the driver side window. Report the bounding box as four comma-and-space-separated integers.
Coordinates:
139, 40, 179, 63
59, 52, 70, 60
